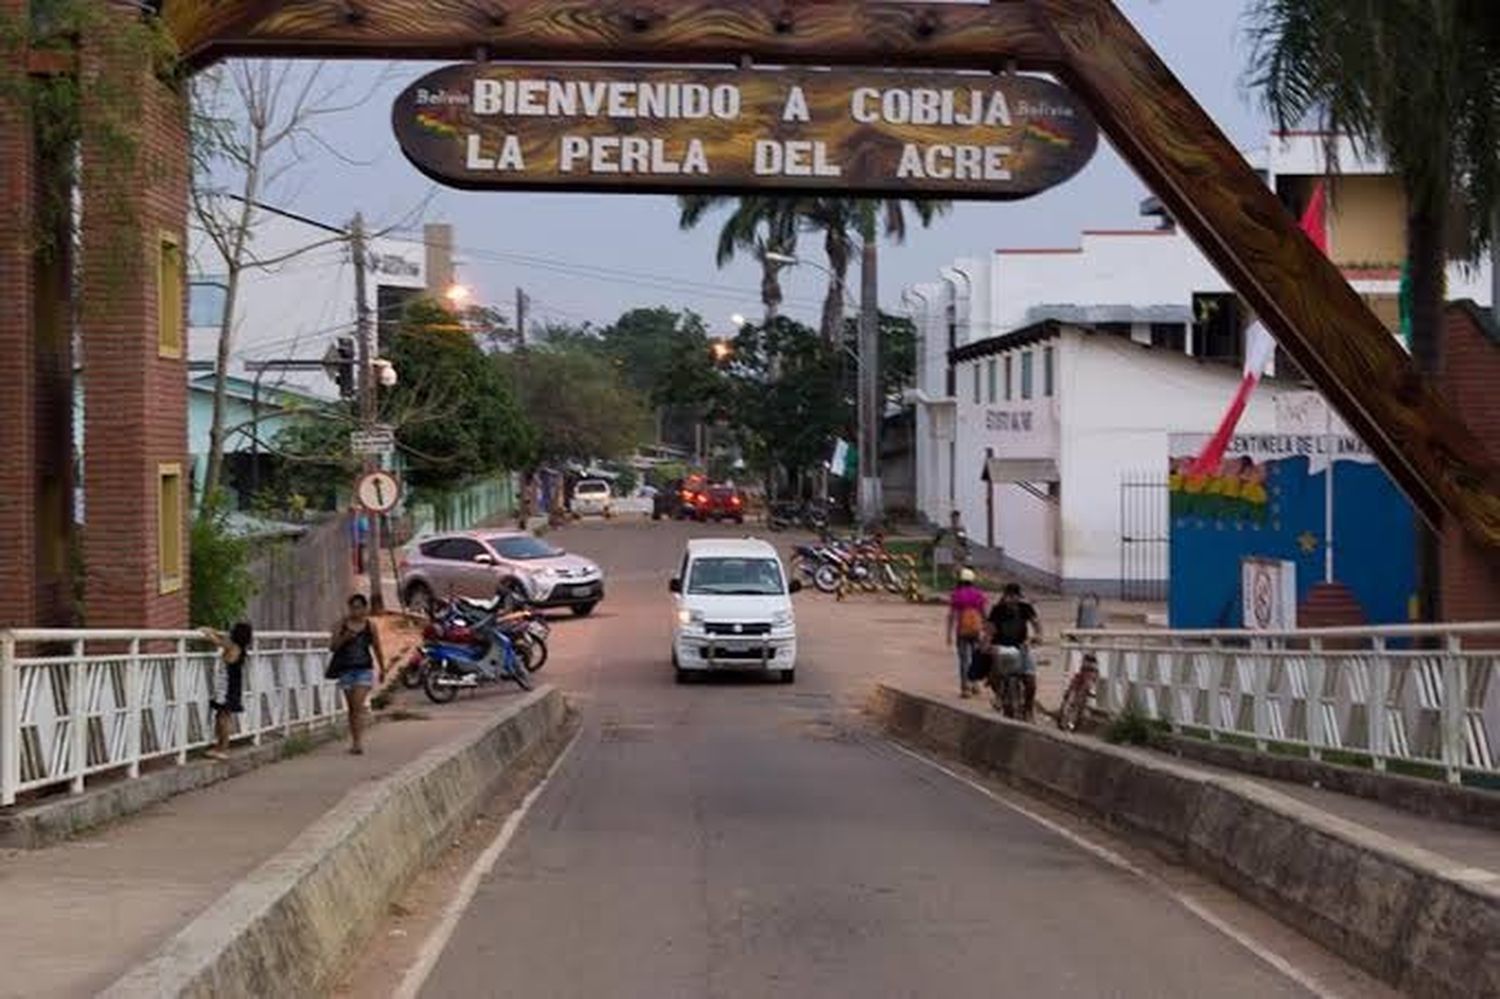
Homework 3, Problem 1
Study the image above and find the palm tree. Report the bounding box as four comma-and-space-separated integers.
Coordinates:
677, 195, 802, 323
802, 198, 950, 343
1247, 0, 1500, 620
1247, 0, 1500, 379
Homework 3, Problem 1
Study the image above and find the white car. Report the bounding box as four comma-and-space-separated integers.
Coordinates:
669, 538, 801, 684
571, 478, 613, 517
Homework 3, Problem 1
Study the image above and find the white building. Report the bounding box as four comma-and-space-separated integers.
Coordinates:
904, 133, 1493, 595
187, 200, 457, 400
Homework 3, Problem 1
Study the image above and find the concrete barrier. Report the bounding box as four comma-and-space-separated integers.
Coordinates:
869, 684, 1500, 998
104, 687, 569, 999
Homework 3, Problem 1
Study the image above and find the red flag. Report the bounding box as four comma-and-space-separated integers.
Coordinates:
1188, 183, 1329, 476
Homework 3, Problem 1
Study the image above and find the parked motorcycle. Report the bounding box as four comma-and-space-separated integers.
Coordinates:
767, 500, 830, 533
403, 595, 550, 690
421, 617, 533, 703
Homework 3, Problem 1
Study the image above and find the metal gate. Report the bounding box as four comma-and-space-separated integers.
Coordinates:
1119, 473, 1169, 601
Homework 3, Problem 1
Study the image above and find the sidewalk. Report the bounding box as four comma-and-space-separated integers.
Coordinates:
797, 590, 1500, 880
0, 686, 529, 999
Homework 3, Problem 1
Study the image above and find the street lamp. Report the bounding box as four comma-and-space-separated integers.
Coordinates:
444, 283, 472, 306
765, 251, 882, 526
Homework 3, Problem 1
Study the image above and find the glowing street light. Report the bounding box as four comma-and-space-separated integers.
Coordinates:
444, 283, 472, 306
710, 340, 734, 362
731, 313, 747, 328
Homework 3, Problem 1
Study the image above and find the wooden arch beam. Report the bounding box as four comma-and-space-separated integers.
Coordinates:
165, 0, 1061, 70
158, 0, 1500, 545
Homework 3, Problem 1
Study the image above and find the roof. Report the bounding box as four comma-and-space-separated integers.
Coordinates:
950, 320, 1064, 363
685, 538, 778, 558
1449, 300, 1500, 348
188, 373, 326, 408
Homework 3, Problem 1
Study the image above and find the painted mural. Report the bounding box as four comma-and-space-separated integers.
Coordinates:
1168, 433, 1415, 629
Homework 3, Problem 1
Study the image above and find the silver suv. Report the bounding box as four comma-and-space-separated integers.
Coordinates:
400, 530, 605, 616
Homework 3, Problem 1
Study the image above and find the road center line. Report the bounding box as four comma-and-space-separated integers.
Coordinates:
393, 725, 583, 999
885, 740, 1343, 999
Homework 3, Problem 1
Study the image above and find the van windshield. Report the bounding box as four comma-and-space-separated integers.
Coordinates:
687, 557, 785, 595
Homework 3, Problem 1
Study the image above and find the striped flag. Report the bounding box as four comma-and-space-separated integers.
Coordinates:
1189, 182, 1328, 476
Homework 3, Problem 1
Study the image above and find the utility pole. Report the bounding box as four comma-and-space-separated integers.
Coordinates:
351, 213, 385, 612
857, 227, 882, 528
515, 286, 529, 349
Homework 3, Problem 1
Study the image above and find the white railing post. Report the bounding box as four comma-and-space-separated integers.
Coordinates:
1370, 637, 1390, 772
282, 638, 292, 739
1207, 638, 1223, 742
70, 639, 86, 794
249, 642, 263, 748
1307, 637, 1325, 762
175, 637, 190, 764
126, 638, 142, 779
1252, 638, 1269, 752
0, 632, 17, 806
1441, 633, 1465, 784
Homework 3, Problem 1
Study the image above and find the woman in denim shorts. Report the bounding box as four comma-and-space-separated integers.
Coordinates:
329, 594, 384, 755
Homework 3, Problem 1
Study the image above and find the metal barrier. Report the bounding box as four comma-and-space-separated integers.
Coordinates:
0, 629, 340, 806
1060, 623, 1500, 783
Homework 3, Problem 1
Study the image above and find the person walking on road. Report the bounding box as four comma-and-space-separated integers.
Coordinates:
329, 594, 384, 755
201, 622, 252, 760
987, 583, 1042, 720
946, 568, 988, 699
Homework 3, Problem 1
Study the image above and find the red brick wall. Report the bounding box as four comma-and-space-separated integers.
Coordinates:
78, 15, 190, 629
1440, 303, 1500, 622
0, 1, 39, 629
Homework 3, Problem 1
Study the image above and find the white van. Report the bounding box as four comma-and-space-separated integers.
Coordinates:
571, 478, 613, 517
669, 538, 801, 683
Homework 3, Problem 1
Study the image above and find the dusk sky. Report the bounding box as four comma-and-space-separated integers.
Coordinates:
250, 0, 1266, 335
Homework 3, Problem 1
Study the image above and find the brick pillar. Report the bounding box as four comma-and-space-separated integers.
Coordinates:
0, 3, 38, 629
1440, 303, 1500, 621
78, 12, 190, 629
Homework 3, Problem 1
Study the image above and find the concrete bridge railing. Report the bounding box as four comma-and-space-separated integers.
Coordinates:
1061, 622, 1500, 784
0, 629, 338, 806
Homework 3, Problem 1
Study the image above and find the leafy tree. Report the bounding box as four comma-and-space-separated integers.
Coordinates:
724, 318, 849, 488
385, 298, 534, 489
841, 310, 920, 403
497, 344, 652, 464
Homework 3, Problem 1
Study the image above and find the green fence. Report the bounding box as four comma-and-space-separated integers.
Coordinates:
409, 474, 518, 537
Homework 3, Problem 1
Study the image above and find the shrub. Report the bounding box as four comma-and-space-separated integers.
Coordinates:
190, 496, 256, 629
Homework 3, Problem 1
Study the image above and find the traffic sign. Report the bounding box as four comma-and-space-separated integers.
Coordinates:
350, 426, 396, 456
355, 470, 402, 513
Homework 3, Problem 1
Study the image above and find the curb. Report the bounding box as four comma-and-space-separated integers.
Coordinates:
868, 683, 1500, 998
103, 687, 568, 999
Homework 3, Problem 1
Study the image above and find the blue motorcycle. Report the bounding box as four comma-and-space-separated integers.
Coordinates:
421, 619, 533, 704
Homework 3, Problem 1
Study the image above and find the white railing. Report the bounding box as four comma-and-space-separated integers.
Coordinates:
0, 629, 342, 806
1060, 622, 1500, 784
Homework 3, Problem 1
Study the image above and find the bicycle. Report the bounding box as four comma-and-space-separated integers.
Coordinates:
987, 644, 1030, 720
1056, 653, 1101, 732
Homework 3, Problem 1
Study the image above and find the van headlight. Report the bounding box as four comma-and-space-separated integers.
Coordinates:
771, 610, 794, 630
677, 608, 704, 627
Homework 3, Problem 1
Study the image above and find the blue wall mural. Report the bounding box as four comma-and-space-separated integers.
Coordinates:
1168, 435, 1415, 629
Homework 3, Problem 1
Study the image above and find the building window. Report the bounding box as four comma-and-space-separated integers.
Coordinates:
972, 362, 982, 403
158, 463, 184, 594
1004, 355, 1013, 401
1150, 322, 1186, 353
158, 233, 183, 358
1020, 351, 1034, 400
986, 359, 997, 403
1043, 346, 1055, 397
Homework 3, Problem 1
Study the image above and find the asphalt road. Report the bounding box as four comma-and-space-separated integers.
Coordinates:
415, 519, 1310, 999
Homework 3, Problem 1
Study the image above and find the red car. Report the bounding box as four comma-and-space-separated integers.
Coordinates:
692, 484, 746, 523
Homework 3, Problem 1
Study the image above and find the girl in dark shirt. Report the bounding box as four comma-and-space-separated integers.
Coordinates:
330, 594, 384, 755
202, 622, 252, 760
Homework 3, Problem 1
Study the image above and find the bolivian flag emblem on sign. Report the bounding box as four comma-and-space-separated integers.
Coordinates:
1026, 122, 1072, 148
416, 112, 462, 139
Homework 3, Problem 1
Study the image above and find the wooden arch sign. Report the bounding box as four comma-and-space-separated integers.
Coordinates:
163, 0, 1500, 548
